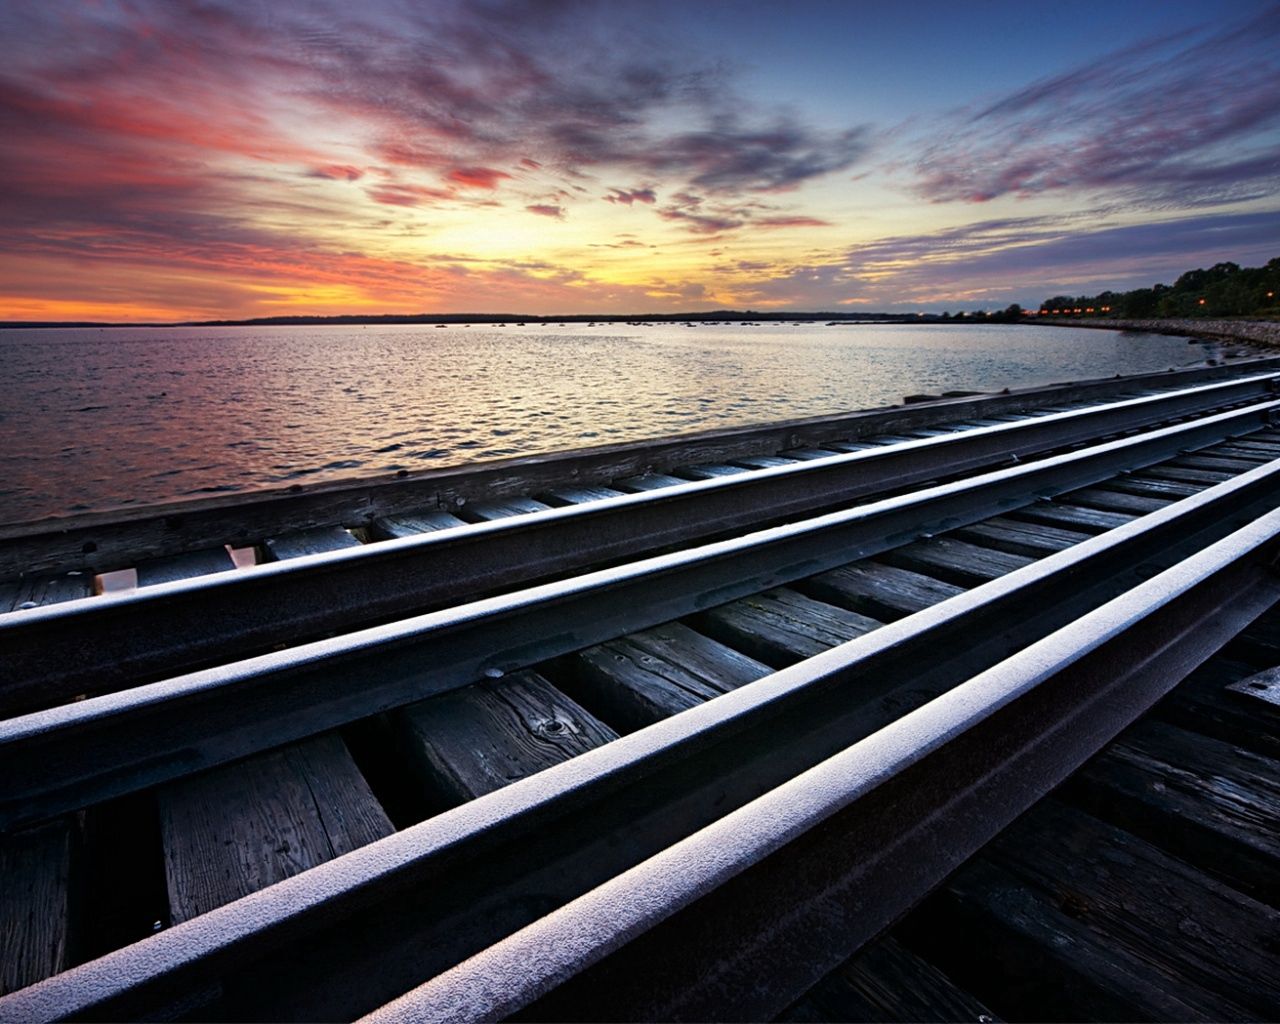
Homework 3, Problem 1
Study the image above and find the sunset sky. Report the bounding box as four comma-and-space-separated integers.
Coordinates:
1, 0, 1277, 321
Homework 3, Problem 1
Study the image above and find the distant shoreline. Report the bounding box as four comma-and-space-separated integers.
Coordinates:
1041, 317, 1280, 349
0, 310, 991, 329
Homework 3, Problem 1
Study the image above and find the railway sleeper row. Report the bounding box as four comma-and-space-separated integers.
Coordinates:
3, 405, 1280, 1017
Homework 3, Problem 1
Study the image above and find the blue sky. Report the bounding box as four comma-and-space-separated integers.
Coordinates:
0, 0, 1275, 319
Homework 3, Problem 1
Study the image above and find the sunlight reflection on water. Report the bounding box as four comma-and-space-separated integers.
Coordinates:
0, 321, 1212, 523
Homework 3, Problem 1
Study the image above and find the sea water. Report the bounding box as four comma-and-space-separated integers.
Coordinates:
0, 321, 1217, 524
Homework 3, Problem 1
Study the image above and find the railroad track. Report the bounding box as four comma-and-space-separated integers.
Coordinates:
2, 365, 1280, 1020
3, 367, 1279, 707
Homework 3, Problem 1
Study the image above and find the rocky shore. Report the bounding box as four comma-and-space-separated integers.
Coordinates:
1043, 317, 1280, 349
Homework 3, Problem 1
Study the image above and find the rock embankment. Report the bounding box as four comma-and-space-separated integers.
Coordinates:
1044, 318, 1280, 348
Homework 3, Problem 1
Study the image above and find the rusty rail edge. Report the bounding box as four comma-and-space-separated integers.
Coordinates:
2, 371, 1277, 709
385, 504, 1280, 1024
1, 358, 1275, 580
3, 449, 1280, 1021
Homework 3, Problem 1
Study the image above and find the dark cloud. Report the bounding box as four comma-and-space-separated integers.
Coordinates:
525, 204, 564, 218
307, 165, 364, 181
910, 9, 1280, 206
604, 187, 658, 205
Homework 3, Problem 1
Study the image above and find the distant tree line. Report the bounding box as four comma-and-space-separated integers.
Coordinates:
1040, 257, 1280, 318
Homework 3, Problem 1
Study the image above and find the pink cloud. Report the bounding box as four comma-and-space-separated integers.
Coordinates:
446, 166, 513, 189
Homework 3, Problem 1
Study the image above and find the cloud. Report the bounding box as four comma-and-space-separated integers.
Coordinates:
908, 9, 1280, 206
757, 216, 832, 229
308, 164, 364, 181
650, 123, 870, 194
525, 204, 564, 218
605, 187, 657, 205
727, 209, 1280, 310
446, 166, 513, 189
366, 183, 454, 207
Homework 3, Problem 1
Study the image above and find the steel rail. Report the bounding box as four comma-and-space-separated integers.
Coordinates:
2, 372, 1275, 710
385, 505, 1280, 1024
4, 456, 1280, 1023
1, 400, 1278, 833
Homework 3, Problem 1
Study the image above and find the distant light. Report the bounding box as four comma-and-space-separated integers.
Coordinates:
1198, 298, 1206, 305
1086, 307, 1094, 313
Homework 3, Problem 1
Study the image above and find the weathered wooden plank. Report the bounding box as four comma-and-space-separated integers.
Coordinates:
158, 733, 393, 924
779, 447, 843, 460
801, 561, 964, 621
821, 440, 878, 453
1066, 719, 1280, 905
0, 566, 94, 991
781, 937, 999, 1023
134, 547, 236, 586
877, 537, 1035, 587
695, 587, 883, 666
1008, 501, 1136, 534
732, 454, 801, 470
678, 463, 749, 480
261, 525, 360, 561
538, 485, 628, 506
395, 670, 618, 803
1225, 665, 1280, 710
1136, 464, 1234, 486
0, 572, 93, 611
981, 800, 1280, 1021
1055, 486, 1172, 515
0, 819, 75, 996
460, 496, 552, 522
1212, 438, 1280, 456
370, 509, 469, 539
914, 802, 1279, 1022
1155, 658, 1280, 762
1205, 443, 1274, 462
1103, 475, 1203, 500
613, 472, 689, 492
1223, 613, 1280, 664
952, 517, 1092, 558
1172, 453, 1268, 473
570, 622, 772, 730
